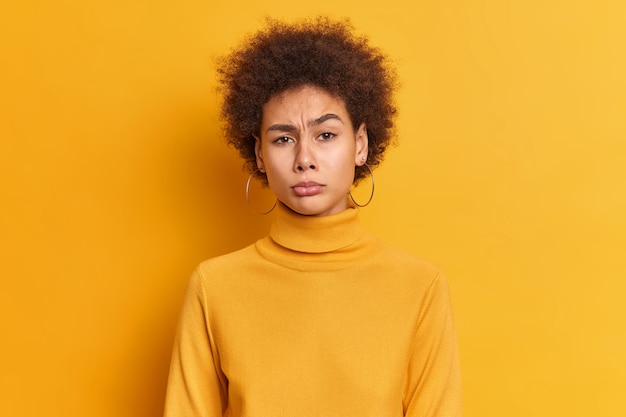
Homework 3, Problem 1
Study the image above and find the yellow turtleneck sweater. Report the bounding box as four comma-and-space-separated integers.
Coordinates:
164, 204, 462, 417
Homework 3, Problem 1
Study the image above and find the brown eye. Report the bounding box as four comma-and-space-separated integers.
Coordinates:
274, 136, 294, 144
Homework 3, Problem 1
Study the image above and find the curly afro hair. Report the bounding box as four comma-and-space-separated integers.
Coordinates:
216, 16, 398, 184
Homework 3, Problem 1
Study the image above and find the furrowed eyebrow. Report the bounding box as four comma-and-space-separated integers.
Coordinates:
266, 124, 297, 133
310, 113, 343, 126
265, 114, 344, 134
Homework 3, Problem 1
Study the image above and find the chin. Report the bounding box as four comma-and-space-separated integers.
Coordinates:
284, 203, 323, 216
284, 199, 346, 217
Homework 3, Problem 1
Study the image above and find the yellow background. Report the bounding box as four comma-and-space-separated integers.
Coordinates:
2, 1, 625, 416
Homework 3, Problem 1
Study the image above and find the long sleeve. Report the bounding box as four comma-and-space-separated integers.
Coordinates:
162, 208, 462, 416
164, 269, 228, 417
403, 272, 462, 417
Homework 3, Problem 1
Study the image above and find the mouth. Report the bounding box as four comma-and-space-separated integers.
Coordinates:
292, 181, 324, 196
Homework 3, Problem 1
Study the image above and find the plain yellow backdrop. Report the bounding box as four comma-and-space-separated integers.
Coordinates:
1, 1, 625, 416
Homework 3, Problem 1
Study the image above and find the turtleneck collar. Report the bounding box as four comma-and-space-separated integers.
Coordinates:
254, 202, 380, 271
269, 202, 365, 253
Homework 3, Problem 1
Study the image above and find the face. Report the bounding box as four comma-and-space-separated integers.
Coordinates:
255, 85, 368, 216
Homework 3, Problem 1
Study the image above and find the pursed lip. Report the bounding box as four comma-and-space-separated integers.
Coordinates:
292, 181, 324, 196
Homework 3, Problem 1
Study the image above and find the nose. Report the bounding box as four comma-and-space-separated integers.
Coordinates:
294, 141, 317, 172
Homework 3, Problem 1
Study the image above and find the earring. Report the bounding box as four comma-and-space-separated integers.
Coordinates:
245, 170, 277, 215
349, 163, 375, 207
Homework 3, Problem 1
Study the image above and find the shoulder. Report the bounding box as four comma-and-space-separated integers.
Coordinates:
365, 235, 451, 291
372, 235, 442, 274
197, 243, 257, 269
190, 243, 262, 285
180, 243, 266, 308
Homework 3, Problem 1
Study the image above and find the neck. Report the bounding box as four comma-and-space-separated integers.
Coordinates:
269, 202, 363, 253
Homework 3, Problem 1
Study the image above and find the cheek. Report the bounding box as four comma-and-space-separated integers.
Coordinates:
263, 154, 286, 176
327, 152, 357, 184
329, 145, 357, 170
262, 153, 291, 188
260, 145, 280, 171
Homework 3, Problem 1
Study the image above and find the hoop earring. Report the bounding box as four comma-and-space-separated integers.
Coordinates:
349, 164, 375, 207
245, 170, 277, 215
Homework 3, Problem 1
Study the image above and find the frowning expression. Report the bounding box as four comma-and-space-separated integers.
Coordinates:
255, 85, 368, 216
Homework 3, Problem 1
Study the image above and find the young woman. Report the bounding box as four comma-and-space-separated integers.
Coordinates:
164, 17, 462, 417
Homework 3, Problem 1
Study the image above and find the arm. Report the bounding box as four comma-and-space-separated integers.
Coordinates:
403, 272, 462, 417
164, 269, 228, 417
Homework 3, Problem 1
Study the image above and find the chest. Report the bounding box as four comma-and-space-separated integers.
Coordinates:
208, 274, 420, 416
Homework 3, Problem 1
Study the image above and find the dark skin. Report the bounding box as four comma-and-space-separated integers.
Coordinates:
217, 16, 398, 185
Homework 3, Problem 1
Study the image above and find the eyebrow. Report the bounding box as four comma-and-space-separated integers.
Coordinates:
266, 113, 344, 133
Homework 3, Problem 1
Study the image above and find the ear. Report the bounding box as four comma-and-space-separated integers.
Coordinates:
254, 135, 266, 173
354, 123, 369, 166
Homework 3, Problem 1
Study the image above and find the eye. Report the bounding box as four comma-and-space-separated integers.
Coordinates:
318, 132, 335, 141
273, 136, 294, 144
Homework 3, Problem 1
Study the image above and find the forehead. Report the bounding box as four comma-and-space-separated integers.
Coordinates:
262, 85, 349, 121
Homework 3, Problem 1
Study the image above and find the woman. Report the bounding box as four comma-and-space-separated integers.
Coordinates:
164, 17, 462, 417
